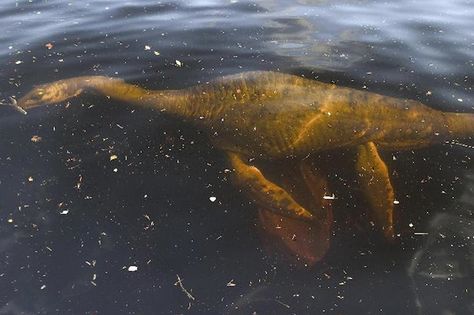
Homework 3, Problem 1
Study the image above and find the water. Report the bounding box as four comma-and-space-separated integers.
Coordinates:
0, 0, 473, 314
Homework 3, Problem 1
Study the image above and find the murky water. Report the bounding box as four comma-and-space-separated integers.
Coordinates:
1, 0, 473, 314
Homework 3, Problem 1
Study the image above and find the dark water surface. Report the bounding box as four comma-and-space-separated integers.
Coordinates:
1, 0, 473, 314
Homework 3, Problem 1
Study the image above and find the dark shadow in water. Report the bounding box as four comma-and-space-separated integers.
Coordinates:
408, 172, 474, 315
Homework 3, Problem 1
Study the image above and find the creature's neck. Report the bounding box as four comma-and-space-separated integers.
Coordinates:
77, 76, 192, 118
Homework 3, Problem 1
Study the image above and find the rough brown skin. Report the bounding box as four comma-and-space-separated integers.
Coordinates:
19, 72, 473, 155
18, 71, 474, 263
256, 157, 333, 266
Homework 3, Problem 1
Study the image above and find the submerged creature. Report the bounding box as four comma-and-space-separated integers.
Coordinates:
17, 71, 474, 264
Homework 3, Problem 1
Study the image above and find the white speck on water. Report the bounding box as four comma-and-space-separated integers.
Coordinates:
175, 60, 183, 67
144, 45, 151, 50
60, 210, 69, 215
110, 154, 118, 161
414, 232, 429, 236
128, 266, 138, 272
409, 223, 414, 228
15, 60, 23, 65
393, 200, 400, 205
40, 285, 46, 290
323, 194, 336, 200
30, 135, 42, 142
7, 218, 13, 223
457, 98, 463, 102
113, 168, 118, 172
209, 196, 217, 202
27, 176, 34, 182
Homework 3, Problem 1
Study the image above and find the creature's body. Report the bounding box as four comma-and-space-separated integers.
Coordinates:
18, 71, 474, 264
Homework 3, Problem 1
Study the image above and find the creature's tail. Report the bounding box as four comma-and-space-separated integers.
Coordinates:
445, 112, 474, 140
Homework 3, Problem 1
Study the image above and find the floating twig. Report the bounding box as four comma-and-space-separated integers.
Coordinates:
0, 97, 27, 115
446, 140, 474, 150
275, 299, 291, 309
175, 274, 195, 301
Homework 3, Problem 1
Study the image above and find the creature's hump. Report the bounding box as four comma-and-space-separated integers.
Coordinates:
213, 71, 308, 88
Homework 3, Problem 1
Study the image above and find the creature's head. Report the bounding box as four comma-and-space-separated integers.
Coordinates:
17, 81, 81, 109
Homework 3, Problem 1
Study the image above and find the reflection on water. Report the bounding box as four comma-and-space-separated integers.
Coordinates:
0, 0, 473, 314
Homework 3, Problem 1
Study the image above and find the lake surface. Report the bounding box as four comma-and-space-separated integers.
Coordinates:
0, 0, 473, 314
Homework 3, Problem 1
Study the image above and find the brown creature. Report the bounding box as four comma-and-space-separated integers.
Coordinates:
17, 71, 474, 264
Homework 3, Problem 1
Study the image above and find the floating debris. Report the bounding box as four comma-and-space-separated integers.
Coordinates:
45, 42, 54, 49
414, 232, 429, 236
275, 299, 291, 309
175, 274, 195, 301
31, 135, 42, 143
209, 196, 217, 202
0, 97, 27, 115
175, 60, 183, 67
128, 266, 138, 272
109, 154, 118, 161
144, 45, 151, 50
323, 194, 336, 200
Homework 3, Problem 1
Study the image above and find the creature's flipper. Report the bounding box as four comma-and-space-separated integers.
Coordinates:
227, 152, 313, 220
355, 142, 395, 239
257, 158, 333, 266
